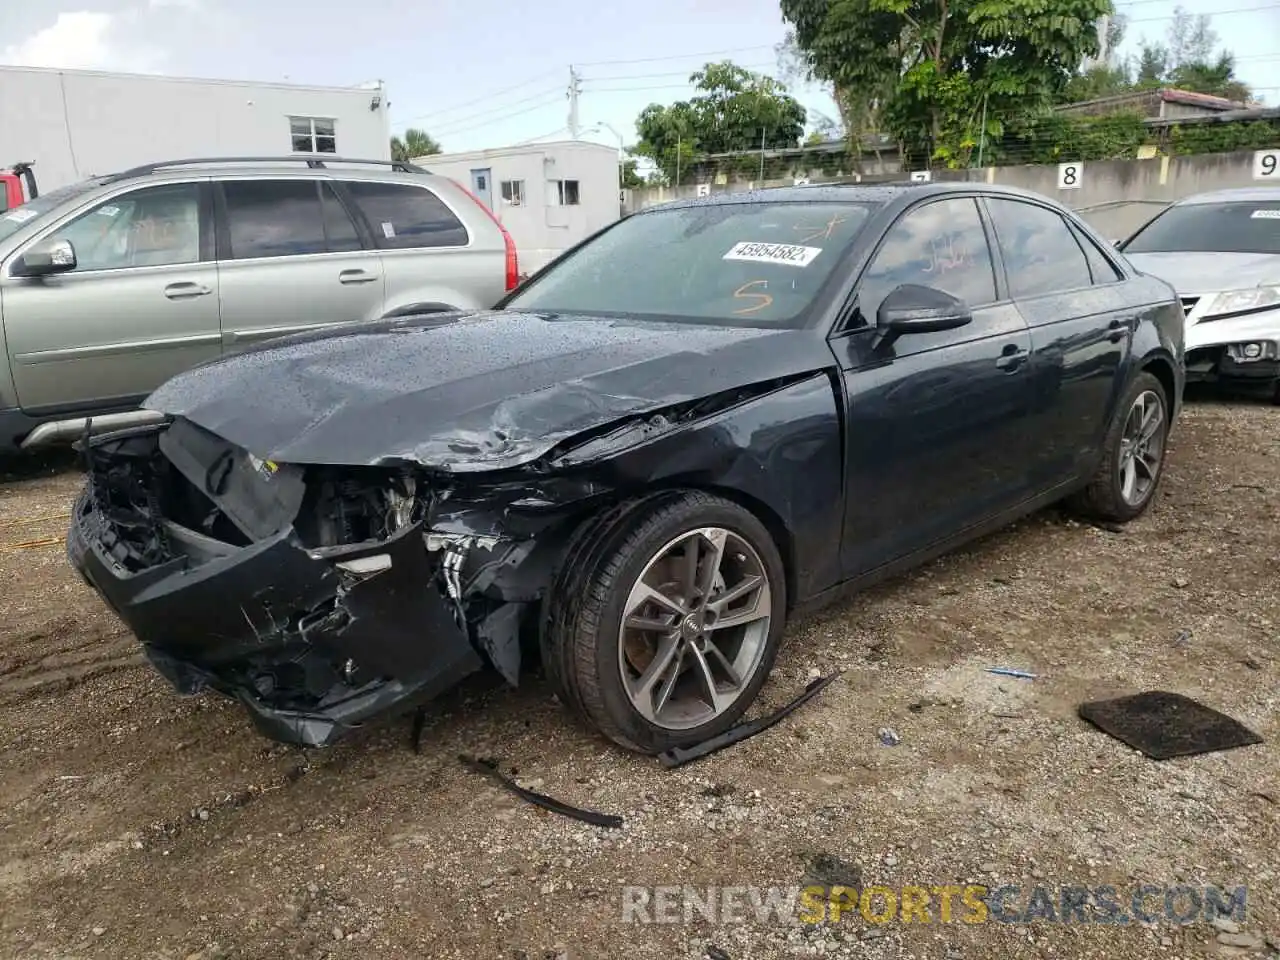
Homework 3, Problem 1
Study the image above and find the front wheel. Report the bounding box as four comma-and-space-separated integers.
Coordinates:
545, 491, 787, 753
1070, 371, 1170, 523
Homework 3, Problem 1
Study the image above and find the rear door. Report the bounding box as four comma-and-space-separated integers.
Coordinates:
215, 177, 384, 351
338, 179, 507, 312
830, 196, 1038, 577
983, 197, 1131, 487
1, 180, 220, 413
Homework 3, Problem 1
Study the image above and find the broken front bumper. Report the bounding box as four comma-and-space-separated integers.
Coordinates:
66, 429, 485, 748
1184, 308, 1280, 387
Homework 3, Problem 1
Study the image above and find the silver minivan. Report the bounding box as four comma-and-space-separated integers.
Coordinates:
0, 156, 518, 453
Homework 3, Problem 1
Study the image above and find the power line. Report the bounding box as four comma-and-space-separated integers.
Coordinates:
576, 45, 779, 68
429, 87, 564, 134
431, 93, 564, 138
586, 63, 778, 82
393, 70, 561, 125
1126, 2, 1279, 22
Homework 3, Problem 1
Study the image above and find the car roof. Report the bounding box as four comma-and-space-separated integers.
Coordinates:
645, 180, 1073, 213
1172, 186, 1280, 206
93, 157, 448, 187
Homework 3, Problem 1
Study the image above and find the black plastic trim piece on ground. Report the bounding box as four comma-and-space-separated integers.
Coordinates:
458, 754, 625, 829
657, 671, 842, 769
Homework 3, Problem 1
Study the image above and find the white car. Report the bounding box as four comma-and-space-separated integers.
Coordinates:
1120, 187, 1280, 402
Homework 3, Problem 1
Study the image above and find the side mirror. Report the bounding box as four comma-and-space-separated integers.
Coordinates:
873, 283, 972, 348
14, 239, 77, 278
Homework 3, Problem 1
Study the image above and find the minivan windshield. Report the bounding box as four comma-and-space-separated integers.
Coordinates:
1122, 200, 1280, 255
504, 201, 874, 327
0, 179, 105, 244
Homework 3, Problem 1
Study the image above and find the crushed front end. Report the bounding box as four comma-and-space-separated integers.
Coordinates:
66, 418, 565, 747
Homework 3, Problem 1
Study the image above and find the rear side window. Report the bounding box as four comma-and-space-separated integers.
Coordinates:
986, 199, 1093, 298
1070, 222, 1123, 283
222, 180, 363, 259
342, 181, 469, 249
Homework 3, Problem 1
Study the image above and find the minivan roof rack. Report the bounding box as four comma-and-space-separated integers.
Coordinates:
112, 156, 431, 178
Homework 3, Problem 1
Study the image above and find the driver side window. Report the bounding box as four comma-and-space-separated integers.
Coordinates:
857, 198, 997, 324
40, 183, 202, 272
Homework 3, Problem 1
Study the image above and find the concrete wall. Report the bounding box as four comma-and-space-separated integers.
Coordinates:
625, 149, 1278, 239
0, 66, 391, 191
424, 141, 620, 274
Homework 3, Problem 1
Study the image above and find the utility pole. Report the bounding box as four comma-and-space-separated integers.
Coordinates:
759, 127, 767, 181
675, 137, 681, 188
567, 66, 582, 139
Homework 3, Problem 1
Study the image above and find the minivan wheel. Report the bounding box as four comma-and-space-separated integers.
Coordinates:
1070, 371, 1169, 523
545, 491, 787, 754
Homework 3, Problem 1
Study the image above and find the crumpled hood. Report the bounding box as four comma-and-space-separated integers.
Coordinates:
1125, 251, 1280, 295
145, 310, 834, 470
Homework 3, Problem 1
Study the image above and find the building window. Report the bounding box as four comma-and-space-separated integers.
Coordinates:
547, 179, 580, 206
290, 117, 337, 154
500, 180, 524, 206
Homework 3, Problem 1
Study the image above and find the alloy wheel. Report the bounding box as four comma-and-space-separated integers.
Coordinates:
617, 526, 773, 730
1118, 389, 1166, 507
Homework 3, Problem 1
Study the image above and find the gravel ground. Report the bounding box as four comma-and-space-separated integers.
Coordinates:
0, 398, 1277, 960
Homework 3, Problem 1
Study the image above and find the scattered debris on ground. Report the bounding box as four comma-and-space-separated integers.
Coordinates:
1, 401, 1278, 959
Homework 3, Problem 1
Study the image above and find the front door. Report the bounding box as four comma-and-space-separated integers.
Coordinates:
215, 178, 386, 351
830, 196, 1037, 578
470, 168, 493, 210
1, 180, 221, 413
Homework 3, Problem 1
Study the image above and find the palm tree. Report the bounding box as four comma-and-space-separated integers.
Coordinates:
391, 128, 442, 161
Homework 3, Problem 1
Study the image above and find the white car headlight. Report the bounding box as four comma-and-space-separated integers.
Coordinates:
1201, 284, 1280, 319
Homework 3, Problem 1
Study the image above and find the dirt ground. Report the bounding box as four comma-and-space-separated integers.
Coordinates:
1, 398, 1277, 960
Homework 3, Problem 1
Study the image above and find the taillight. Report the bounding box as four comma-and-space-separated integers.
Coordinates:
453, 180, 520, 291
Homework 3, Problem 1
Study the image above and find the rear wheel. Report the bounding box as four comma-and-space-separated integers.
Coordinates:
544, 491, 786, 753
1070, 371, 1169, 523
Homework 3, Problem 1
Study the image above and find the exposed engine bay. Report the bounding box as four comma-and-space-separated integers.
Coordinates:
68, 417, 586, 747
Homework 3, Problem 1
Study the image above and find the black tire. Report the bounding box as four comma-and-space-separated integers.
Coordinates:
1070, 371, 1170, 523
544, 490, 787, 753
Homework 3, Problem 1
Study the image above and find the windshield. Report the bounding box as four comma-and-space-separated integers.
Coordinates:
1122, 200, 1280, 255
0, 180, 105, 244
504, 201, 874, 327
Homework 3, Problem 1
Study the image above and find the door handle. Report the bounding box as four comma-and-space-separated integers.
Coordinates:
164, 282, 211, 300
1108, 318, 1132, 343
339, 269, 378, 284
995, 343, 1029, 371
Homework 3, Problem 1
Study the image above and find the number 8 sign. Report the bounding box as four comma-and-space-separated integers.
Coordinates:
1254, 150, 1280, 179
1057, 162, 1083, 190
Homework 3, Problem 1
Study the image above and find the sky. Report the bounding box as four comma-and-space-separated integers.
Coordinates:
1, 0, 1277, 157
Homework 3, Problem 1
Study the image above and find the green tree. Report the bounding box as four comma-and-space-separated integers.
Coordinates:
619, 156, 645, 188
632, 61, 807, 184
390, 127, 442, 162
1128, 7, 1251, 101
780, 0, 1112, 167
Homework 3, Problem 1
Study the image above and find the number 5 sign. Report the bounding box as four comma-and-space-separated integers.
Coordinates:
1254, 150, 1280, 179
1057, 162, 1083, 190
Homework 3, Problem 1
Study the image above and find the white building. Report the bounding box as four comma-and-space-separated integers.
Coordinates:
0, 65, 391, 192
420, 141, 621, 274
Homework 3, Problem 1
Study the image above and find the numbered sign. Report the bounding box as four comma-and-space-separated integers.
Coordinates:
909, 170, 931, 182
695, 183, 711, 198
793, 176, 811, 186
1057, 162, 1083, 190
1254, 150, 1280, 180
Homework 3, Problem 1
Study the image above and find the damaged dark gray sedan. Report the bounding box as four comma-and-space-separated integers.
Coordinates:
67, 183, 1185, 752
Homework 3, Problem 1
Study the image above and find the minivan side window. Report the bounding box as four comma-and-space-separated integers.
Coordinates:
857, 197, 998, 322
986, 199, 1094, 298
342, 181, 469, 250
39, 183, 203, 271
222, 180, 363, 260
